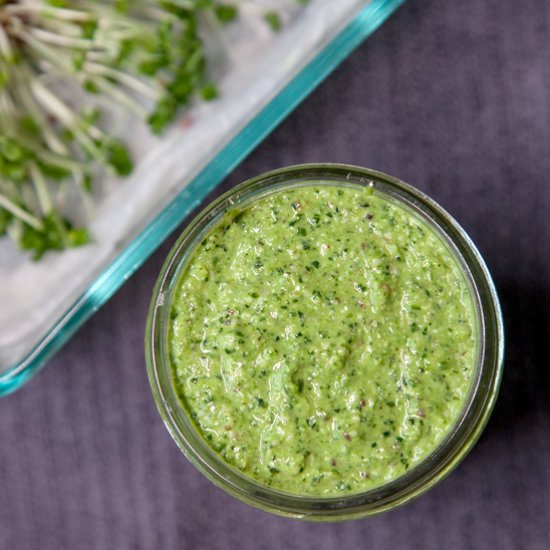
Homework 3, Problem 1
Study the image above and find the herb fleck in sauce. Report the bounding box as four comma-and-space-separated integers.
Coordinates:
169, 185, 477, 496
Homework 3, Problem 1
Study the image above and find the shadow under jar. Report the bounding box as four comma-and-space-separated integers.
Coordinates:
145, 164, 504, 521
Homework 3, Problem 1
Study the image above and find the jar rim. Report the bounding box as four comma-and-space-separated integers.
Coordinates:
145, 163, 504, 521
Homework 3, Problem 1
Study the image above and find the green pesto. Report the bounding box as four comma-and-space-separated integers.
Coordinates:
169, 185, 477, 496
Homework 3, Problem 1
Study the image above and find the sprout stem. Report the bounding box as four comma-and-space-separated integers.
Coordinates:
3, 4, 97, 23
29, 161, 53, 215
0, 193, 44, 231
84, 62, 162, 100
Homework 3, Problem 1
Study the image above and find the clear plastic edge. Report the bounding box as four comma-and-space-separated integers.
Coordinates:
0, 0, 406, 396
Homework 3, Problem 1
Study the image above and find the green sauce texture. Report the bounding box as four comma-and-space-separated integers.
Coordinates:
169, 185, 477, 496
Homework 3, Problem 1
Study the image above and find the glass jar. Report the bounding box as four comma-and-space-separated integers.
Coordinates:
145, 164, 504, 521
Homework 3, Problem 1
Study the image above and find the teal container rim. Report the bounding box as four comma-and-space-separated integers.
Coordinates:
0, 0, 406, 396
145, 163, 504, 521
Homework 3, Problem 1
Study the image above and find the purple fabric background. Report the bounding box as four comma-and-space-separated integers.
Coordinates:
2, 0, 549, 548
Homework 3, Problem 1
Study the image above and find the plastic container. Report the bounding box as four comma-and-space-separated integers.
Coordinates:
0, 0, 405, 396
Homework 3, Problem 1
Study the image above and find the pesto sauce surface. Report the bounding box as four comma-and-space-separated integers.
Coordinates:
169, 185, 477, 495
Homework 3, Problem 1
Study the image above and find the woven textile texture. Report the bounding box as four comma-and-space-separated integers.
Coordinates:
1, 0, 549, 548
